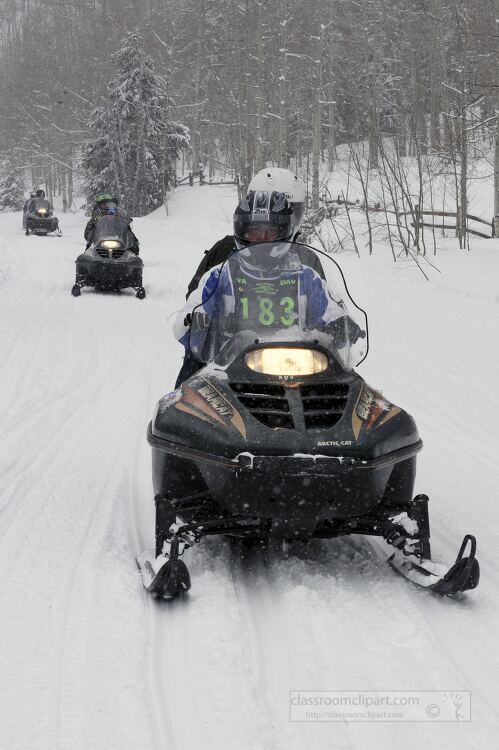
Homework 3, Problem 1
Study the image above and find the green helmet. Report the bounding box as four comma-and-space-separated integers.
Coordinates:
95, 192, 114, 204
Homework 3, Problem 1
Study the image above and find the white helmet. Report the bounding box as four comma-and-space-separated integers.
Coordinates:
248, 168, 305, 230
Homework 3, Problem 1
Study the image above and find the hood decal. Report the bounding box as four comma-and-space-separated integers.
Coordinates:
175, 378, 247, 438
352, 384, 401, 440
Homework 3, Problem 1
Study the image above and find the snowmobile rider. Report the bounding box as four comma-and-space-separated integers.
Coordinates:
23, 192, 36, 213
23, 192, 37, 225
84, 192, 140, 254
174, 190, 362, 387
185, 168, 321, 299
25, 189, 52, 214
33, 189, 53, 208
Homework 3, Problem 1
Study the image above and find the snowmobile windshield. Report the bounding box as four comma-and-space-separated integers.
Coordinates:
93, 214, 128, 246
32, 198, 51, 213
188, 242, 368, 372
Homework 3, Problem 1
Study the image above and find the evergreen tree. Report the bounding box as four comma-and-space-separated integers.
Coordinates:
81, 106, 119, 210
82, 31, 189, 216
0, 160, 25, 212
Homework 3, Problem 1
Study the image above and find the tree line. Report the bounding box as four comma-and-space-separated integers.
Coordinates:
0, 0, 496, 229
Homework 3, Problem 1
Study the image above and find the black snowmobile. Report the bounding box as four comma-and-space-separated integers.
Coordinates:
24, 197, 61, 236
137, 242, 479, 599
71, 213, 145, 298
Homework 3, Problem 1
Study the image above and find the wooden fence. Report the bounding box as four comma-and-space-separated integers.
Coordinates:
329, 196, 493, 239
174, 170, 238, 188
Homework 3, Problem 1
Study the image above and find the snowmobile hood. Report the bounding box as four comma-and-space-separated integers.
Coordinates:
76, 249, 143, 265
150, 366, 421, 463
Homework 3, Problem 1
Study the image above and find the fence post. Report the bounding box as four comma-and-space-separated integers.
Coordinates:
414, 204, 421, 252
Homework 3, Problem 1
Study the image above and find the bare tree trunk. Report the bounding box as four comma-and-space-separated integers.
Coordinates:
61, 168, 67, 212
67, 163, 73, 209
494, 17, 499, 236
458, 76, 468, 250
277, 0, 288, 166
191, 9, 204, 178
46, 172, 53, 205
327, 102, 336, 171
232, 0, 250, 193
254, 2, 264, 172
326, 16, 336, 170
459, 118, 468, 249
495, 114, 499, 236
368, 88, 378, 169
311, 14, 323, 211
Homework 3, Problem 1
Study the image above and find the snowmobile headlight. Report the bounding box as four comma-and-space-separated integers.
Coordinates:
100, 240, 121, 250
245, 347, 328, 376
36, 208, 48, 216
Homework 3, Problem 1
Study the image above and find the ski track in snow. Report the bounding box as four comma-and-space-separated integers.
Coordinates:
1, 186, 498, 750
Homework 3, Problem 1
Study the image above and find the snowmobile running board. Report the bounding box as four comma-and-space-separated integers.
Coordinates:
389, 534, 480, 596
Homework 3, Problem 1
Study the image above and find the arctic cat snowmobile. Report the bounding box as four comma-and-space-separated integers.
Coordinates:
24, 197, 61, 237
71, 213, 145, 298
137, 242, 479, 599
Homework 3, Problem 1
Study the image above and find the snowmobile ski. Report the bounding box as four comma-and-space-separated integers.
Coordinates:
136, 536, 191, 599
389, 534, 480, 596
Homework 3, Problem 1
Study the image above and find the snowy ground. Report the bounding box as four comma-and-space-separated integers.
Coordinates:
0, 183, 498, 750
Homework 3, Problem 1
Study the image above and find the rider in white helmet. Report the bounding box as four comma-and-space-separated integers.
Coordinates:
185, 168, 307, 299
178, 168, 317, 387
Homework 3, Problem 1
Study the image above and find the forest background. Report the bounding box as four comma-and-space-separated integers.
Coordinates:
0, 0, 497, 240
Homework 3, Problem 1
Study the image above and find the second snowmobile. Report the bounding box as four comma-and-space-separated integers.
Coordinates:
24, 197, 61, 236
71, 213, 145, 298
137, 242, 479, 599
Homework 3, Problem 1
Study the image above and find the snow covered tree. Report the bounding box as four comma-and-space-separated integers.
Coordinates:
0, 160, 25, 212
81, 106, 118, 209
82, 31, 189, 216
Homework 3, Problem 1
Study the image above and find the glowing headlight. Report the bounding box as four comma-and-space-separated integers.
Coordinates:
101, 240, 121, 249
36, 208, 48, 216
245, 348, 328, 376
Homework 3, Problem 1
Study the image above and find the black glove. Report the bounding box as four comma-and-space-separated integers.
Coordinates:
327, 316, 365, 348
183, 313, 192, 327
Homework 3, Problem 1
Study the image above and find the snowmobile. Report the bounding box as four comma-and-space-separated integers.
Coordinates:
23, 197, 61, 236
71, 213, 145, 298
137, 242, 479, 599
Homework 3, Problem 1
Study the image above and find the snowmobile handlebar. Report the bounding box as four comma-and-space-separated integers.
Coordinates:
325, 316, 366, 348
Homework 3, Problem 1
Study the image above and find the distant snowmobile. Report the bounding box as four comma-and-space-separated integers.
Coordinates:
71, 213, 145, 298
23, 197, 61, 237
137, 242, 479, 599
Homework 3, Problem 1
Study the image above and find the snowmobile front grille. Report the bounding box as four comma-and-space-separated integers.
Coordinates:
230, 382, 294, 429
96, 246, 125, 259
300, 383, 349, 429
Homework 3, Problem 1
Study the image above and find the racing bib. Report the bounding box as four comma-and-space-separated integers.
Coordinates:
233, 271, 299, 329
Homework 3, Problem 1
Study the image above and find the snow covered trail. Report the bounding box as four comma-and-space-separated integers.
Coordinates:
0, 212, 158, 750
0, 189, 236, 750
1, 185, 498, 750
